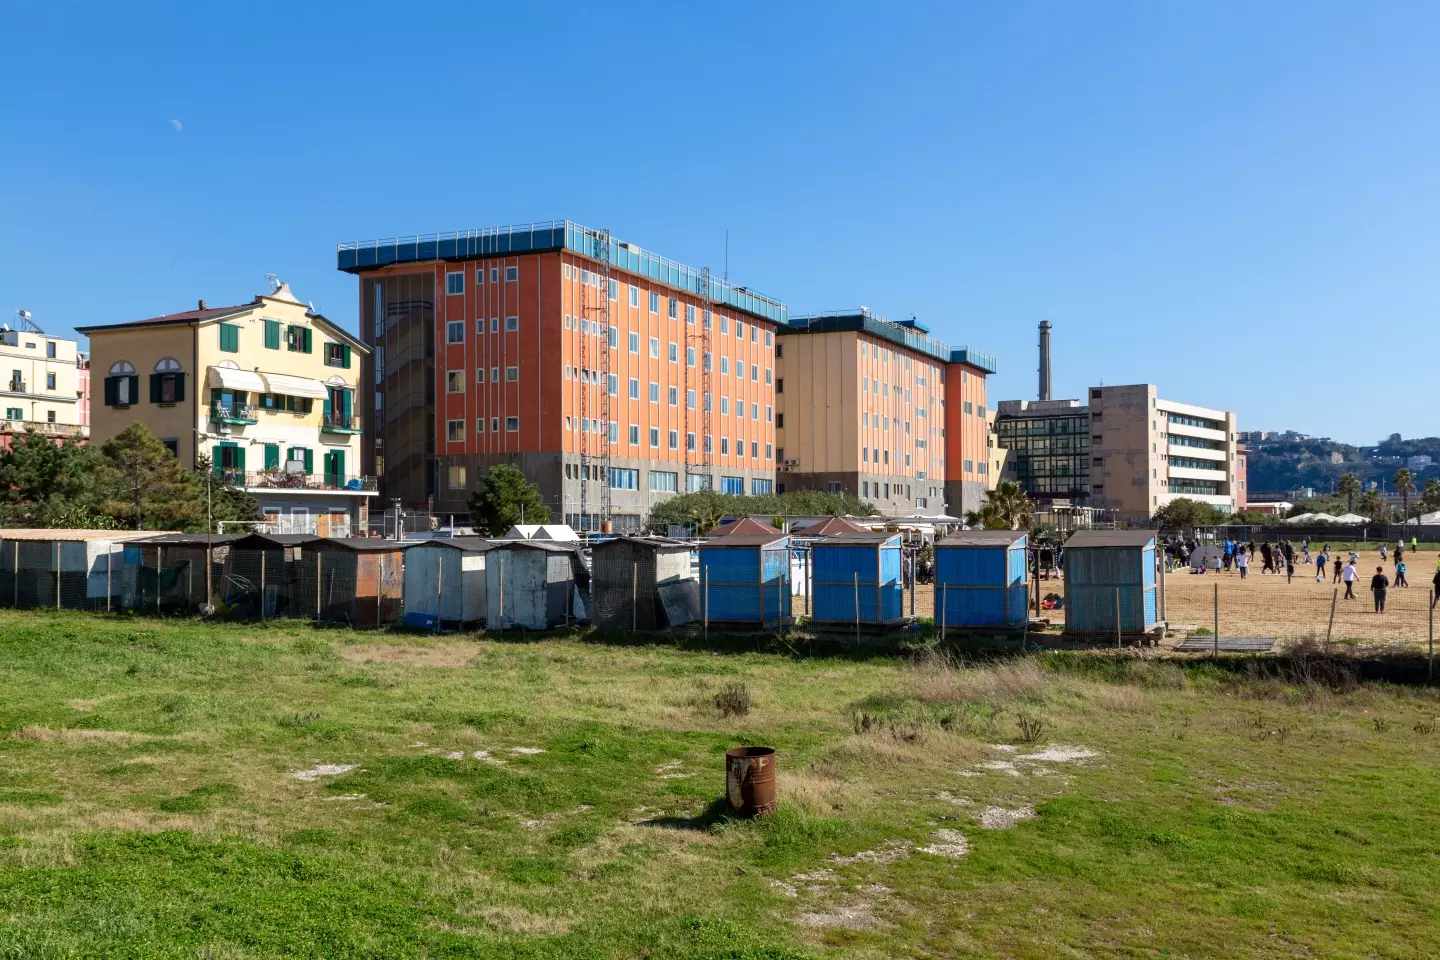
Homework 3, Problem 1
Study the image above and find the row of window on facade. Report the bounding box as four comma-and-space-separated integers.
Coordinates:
2, 365, 61, 393
3, 407, 59, 424
216, 320, 352, 366
445, 264, 776, 350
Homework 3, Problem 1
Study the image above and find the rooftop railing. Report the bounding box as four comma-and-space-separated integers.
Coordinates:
338, 220, 789, 324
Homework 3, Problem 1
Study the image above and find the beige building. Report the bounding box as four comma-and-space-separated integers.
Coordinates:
775, 311, 963, 515
0, 325, 88, 447
1087, 384, 1239, 522
77, 282, 374, 535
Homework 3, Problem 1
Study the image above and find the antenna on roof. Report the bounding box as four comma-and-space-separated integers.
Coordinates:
264, 273, 282, 293
13, 309, 44, 334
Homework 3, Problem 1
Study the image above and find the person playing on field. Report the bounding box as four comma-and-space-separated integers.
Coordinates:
1301, 538, 1310, 563
1235, 547, 1249, 579
1260, 542, 1274, 574
1285, 551, 1295, 583
1395, 558, 1408, 588
1342, 560, 1358, 600
1411, 535, 1418, 555
1380, 543, 1387, 562
1334, 553, 1346, 584
1315, 550, 1327, 583
1370, 565, 1389, 613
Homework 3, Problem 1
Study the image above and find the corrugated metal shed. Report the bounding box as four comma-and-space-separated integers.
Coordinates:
810, 532, 904, 625
592, 537, 696, 630
311, 538, 410, 625
126, 534, 237, 614
485, 540, 590, 629
403, 538, 493, 628
935, 531, 1029, 628
699, 534, 792, 626
1064, 531, 1159, 635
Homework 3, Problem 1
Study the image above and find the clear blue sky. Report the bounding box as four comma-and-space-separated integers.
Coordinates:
3, 1, 1437, 445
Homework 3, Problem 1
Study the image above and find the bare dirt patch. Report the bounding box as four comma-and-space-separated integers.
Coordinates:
917, 828, 969, 858
339, 642, 478, 668
289, 763, 358, 782
976, 805, 1036, 830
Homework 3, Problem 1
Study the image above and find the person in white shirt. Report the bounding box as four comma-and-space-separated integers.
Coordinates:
1342, 561, 1358, 600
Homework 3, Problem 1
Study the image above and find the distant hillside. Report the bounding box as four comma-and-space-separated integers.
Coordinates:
1245, 433, 1440, 493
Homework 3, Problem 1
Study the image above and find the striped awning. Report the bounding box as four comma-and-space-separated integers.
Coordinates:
206, 365, 267, 392
260, 372, 329, 400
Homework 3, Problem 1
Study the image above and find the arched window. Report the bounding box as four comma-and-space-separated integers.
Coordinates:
106, 361, 137, 406
151, 358, 186, 405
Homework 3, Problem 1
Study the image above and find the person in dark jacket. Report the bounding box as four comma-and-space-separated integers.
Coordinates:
1370, 566, 1389, 613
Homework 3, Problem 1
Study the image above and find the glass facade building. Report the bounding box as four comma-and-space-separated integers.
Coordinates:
994, 404, 1091, 500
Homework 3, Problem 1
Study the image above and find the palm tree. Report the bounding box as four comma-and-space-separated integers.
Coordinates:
1337, 472, 1361, 514
1394, 468, 1416, 528
965, 480, 1034, 530
1360, 489, 1385, 523
1422, 477, 1440, 514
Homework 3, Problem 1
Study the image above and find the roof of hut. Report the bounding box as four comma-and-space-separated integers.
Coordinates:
0, 529, 171, 541
229, 533, 324, 550
813, 532, 900, 545
318, 538, 416, 552
793, 516, 870, 537
120, 533, 238, 546
707, 517, 779, 538
1064, 530, 1157, 548
408, 537, 494, 552
937, 530, 1028, 547
702, 533, 790, 548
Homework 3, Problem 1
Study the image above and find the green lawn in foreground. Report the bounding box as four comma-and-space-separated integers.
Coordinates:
2, 611, 1439, 958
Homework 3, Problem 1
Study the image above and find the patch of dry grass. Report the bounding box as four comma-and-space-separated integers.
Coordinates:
908, 655, 1049, 707
339, 641, 479, 668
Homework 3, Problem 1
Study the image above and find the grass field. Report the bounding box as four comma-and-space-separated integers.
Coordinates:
4, 611, 1440, 958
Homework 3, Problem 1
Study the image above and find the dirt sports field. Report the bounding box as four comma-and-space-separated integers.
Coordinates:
798, 548, 1440, 649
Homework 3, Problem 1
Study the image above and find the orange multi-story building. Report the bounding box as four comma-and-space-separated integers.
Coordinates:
774, 310, 995, 516
338, 222, 785, 531
943, 347, 996, 516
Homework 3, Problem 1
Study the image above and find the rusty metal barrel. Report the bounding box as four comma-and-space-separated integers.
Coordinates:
725, 746, 777, 817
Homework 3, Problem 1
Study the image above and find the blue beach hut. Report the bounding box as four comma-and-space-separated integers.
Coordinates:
934, 530, 1029, 628
1062, 530, 1161, 637
698, 534, 792, 627
810, 532, 905, 627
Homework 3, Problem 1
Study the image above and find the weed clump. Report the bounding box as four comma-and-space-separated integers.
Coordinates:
715, 683, 751, 717
1016, 713, 1045, 744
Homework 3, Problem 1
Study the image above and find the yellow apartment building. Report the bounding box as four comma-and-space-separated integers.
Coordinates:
0, 322, 88, 449
77, 281, 374, 535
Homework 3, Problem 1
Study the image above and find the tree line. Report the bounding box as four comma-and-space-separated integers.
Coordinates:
0, 423, 259, 532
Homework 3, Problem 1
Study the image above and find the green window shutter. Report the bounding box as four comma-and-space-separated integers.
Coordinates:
149, 374, 161, 403
264, 320, 280, 350
104, 377, 117, 406
128, 376, 140, 402
212, 445, 224, 473
219, 324, 238, 353
303, 448, 313, 475
235, 446, 246, 471
173, 373, 185, 403
303, 328, 313, 354
342, 344, 351, 368
332, 449, 344, 479
264, 444, 279, 470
